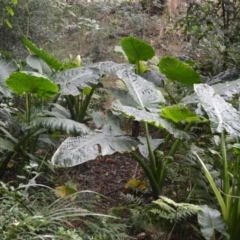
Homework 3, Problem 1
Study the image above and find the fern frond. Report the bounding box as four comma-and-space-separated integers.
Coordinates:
151, 196, 201, 223
120, 193, 144, 206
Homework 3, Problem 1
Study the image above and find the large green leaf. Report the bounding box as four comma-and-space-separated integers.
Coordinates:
120, 36, 155, 63
194, 84, 240, 136
112, 100, 191, 140
55, 61, 130, 96
161, 104, 207, 123
159, 56, 202, 86
51, 125, 140, 167
6, 72, 58, 98
31, 117, 90, 136
21, 35, 64, 71
0, 51, 18, 97
182, 78, 240, 104
198, 205, 229, 240
117, 69, 166, 111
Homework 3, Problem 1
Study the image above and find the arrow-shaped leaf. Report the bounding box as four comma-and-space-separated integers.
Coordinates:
198, 205, 229, 240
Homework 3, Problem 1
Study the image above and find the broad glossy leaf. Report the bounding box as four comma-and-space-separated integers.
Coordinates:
161, 104, 207, 123
6, 72, 58, 98
31, 117, 90, 135
198, 205, 229, 240
21, 35, 64, 70
55, 61, 130, 96
120, 36, 155, 63
138, 136, 164, 158
117, 69, 166, 111
182, 78, 240, 104
194, 84, 240, 136
52, 125, 140, 167
112, 100, 191, 140
0, 51, 18, 97
159, 56, 202, 86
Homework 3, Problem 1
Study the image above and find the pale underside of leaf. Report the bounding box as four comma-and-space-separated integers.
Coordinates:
116, 69, 166, 111
31, 117, 90, 135
182, 79, 240, 104
0, 58, 17, 97
55, 66, 102, 96
55, 62, 132, 96
52, 126, 140, 167
112, 100, 191, 140
194, 84, 240, 136
138, 136, 164, 158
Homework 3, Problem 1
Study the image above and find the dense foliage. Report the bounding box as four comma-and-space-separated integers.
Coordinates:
1, 1, 240, 239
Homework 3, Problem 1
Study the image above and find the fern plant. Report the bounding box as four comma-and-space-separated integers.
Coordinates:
150, 196, 201, 223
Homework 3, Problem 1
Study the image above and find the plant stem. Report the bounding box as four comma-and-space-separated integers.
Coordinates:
25, 93, 31, 123
221, 131, 230, 204
0, 128, 41, 180
130, 152, 160, 198
143, 122, 157, 175
161, 133, 172, 151
65, 95, 76, 120
168, 122, 192, 157
78, 86, 96, 123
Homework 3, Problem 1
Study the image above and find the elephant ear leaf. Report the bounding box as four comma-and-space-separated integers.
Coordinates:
31, 117, 90, 136
159, 56, 202, 86
117, 69, 165, 111
55, 61, 129, 96
0, 51, 18, 97
194, 84, 240, 136
51, 125, 140, 167
21, 35, 64, 70
6, 72, 58, 98
198, 205, 229, 240
120, 36, 155, 63
161, 104, 207, 123
26, 55, 52, 75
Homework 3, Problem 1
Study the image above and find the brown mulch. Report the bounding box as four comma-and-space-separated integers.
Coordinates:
56, 153, 143, 212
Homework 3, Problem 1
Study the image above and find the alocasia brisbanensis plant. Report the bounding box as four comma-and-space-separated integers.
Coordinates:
52, 36, 205, 199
